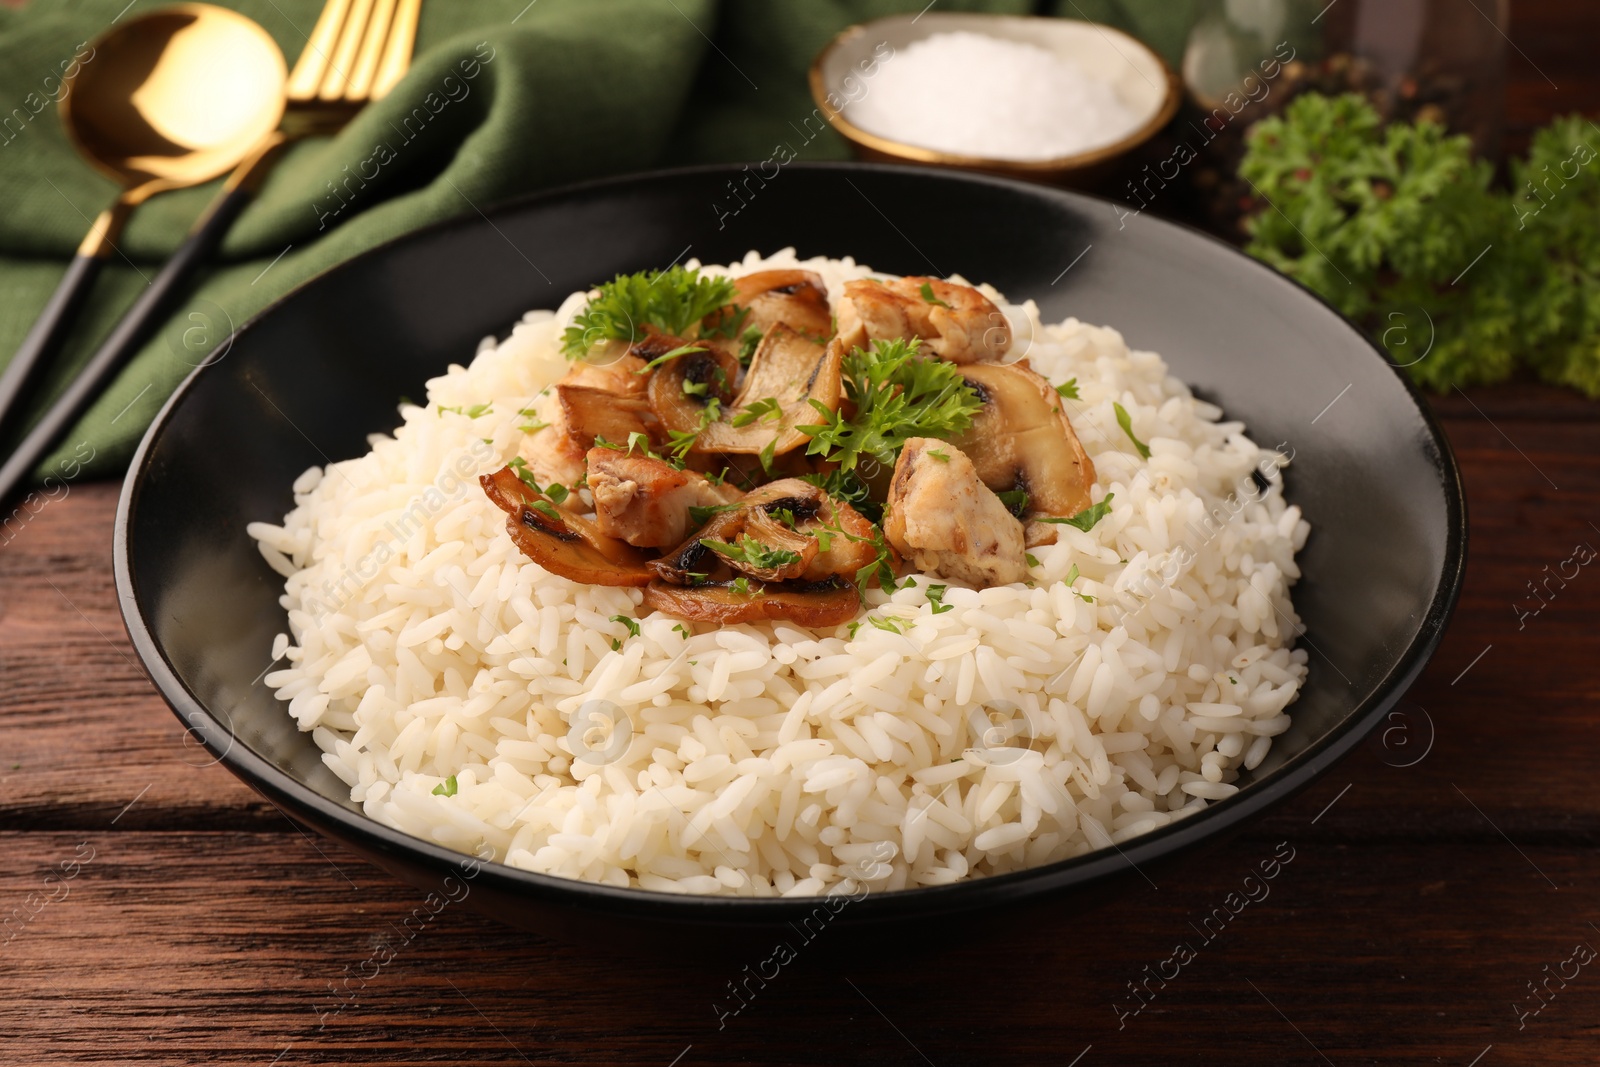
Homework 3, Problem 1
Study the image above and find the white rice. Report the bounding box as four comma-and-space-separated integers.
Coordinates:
250, 249, 1310, 898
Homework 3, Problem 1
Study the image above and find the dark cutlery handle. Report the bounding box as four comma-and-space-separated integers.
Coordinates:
0, 182, 255, 511
0, 253, 106, 435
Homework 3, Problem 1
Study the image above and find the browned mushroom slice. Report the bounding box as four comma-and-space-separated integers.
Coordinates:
586, 447, 740, 549
751, 480, 881, 583
705, 269, 833, 344
642, 578, 860, 627
836, 276, 1010, 363
696, 327, 843, 456
480, 467, 654, 586
646, 344, 741, 439
945, 360, 1096, 527
883, 439, 1028, 588
556, 384, 661, 453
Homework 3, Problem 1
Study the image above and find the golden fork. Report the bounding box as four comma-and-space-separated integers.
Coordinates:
0, 0, 423, 507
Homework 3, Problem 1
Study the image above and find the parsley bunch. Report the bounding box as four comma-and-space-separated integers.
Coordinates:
800, 338, 982, 472
561, 267, 736, 358
1240, 93, 1600, 396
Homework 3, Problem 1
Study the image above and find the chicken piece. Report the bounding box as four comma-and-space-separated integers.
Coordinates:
586, 448, 740, 549
836, 276, 1010, 363
883, 439, 1028, 588
528, 331, 676, 492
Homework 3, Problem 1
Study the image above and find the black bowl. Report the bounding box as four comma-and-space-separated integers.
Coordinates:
115, 163, 1465, 946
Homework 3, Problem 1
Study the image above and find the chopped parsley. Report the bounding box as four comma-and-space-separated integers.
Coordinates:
800, 469, 876, 521
995, 489, 1030, 518
517, 407, 550, 434
1113, 402, 1151, 459
731, 396, 784, 427
561, 266, 736, 357
634, 342, 707, 374
737, 327, 764, 366
673, 623, 691, 638
928, 448, 951, 463
1039, 493, 1115, 533
758, 435, 778, 473
609, 614, 640, 640
704, 304, 752, 340
768, 507, 798, 529
1055, 379, 1080, 400
702, 535, 802, 571
664, 397, 721, 466
728, 576, 760, 597
919, 281, 952, 308
926, 584, 952, 614
431, 775, 458, 797
1065, 564, 1095, 602
868, 615, 906, 634
595, 431, 662, 462
1025, 553, 1040, 568
687, 501, 741, 527
799, 337, 981, 473
437, 403, 493, 418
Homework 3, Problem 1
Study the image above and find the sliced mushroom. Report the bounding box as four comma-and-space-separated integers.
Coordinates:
836, 276, 1010, 363
642, 578, 861, 627
646, 344, 741, 439
586, 447, 741, 549
883, 439, 1028, 588
945, 360, 1096, 533
704, 269, 833, 346
648, 477, 878, 588
480, 467, 654, 586
695, 327, 843, 457
556, 384, 660, 453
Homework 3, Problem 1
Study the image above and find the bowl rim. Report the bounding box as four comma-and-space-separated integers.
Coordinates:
114, 161, 1467, 923
808, 13, 1184, 173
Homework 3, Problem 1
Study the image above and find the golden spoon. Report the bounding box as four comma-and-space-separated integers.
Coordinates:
0, 4, 286, 448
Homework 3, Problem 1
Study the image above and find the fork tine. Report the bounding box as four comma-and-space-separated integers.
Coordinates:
346, 0, 399, 100
285, 0, 352, 101
319, 0, 377, 100
370, 0, 421, 99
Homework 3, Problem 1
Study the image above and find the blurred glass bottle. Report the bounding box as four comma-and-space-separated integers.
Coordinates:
1179, 0, 1509, 236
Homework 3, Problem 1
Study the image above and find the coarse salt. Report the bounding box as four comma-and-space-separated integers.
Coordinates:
845, 31, 1143, 161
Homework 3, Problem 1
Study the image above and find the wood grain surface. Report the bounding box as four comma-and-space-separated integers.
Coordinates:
5, 3, 1600, 1064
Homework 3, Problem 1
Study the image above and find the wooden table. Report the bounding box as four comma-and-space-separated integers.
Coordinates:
6, 6, 1600, 1065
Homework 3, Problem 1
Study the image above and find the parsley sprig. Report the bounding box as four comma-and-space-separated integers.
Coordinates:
561, 267, 736, 358
799, 338, 981, 473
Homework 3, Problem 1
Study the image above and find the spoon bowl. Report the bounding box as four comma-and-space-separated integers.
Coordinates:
61, 3, 287, 199
0, 3, 287, 502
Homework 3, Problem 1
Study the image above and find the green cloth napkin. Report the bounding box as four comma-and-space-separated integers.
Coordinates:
0, 0, 1186, 482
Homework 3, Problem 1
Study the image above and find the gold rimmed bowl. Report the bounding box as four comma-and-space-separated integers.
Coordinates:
811, 13, 1181, 190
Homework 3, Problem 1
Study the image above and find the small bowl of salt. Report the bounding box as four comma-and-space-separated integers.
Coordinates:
811, 13, 1180, 188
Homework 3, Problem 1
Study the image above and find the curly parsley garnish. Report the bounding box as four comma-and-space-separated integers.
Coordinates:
799, 338, 981, 473
561, 267, 736, 358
